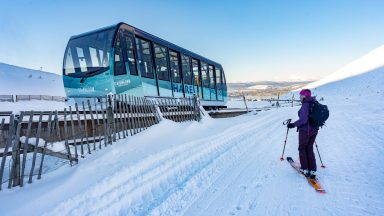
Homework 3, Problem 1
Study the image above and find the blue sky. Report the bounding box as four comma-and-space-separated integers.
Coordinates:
1, 0, 384, 82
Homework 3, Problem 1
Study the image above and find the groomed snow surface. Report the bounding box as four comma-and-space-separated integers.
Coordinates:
1, 45, 384, 215
1, 86, 383, 215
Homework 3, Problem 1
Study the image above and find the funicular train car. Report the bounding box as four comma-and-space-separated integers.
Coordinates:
63, 22, 227, 108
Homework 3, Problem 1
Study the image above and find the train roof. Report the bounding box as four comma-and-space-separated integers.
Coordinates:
69, 22, 223, 68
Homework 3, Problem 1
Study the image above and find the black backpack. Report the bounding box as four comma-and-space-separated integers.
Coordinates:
308, 101, 329, 128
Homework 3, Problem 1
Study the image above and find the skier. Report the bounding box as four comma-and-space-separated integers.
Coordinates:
287, 89, 318, 179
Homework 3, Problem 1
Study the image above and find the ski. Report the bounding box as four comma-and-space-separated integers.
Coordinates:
286, 156, 325, 193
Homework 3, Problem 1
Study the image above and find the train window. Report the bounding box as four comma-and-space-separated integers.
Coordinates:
223, 72, 227, 90
135, 37, 154, 78
76, 47, 88, 72
181, 54, 192, 85
114, 34, 126, 76
192, 59, 200, 86
215, 68, 222, 90
64, 49, 75, 74
124, 35, 138, 75
63, 28, 114, 77
169, 50, 181, 83
89, 48, 101, 68
201, 62, 209, 88
154, 43, 169, 81
209, 65, 215, 89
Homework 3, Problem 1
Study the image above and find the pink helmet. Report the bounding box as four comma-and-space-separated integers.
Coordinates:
299, 89, 311, 97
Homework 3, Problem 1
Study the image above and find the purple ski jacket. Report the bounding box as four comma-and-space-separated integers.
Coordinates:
293, 96, 318, 134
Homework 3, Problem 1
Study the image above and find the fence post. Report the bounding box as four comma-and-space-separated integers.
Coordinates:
28, 112, 43, 183
114, 95, 121, 140
140, 98, 149, 130
69, 106, 78, 158
62, 109, 73, 166
183, 98, 187, 122
144, 98, 154, 126
242, 94, 249, 112
151, 99, 162, 123
0, 115, 16, 190
117, 96, 126, 138
81, 102, 91, 153
193, 96, 201, 121
175, 99, 180, 122
87, 100, 97, 150
38, 111, 53, 180
75, 103, 85, 156
128, 96, 136, 135
135, 97, 143, 132
100, 97, 108, 146
135, 97, 142, 132
20, 112, 34, 187
124, 95, 133, 136
189, 97, 193, 121
107, 95, 115, 143
93, 98, 102, 149
120, 95, 128, 137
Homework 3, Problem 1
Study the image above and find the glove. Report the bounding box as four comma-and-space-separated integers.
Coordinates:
287, 123, 295, 129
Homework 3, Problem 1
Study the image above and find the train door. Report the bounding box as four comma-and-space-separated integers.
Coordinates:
169, 50, 183, 97
222, 71, 227, 102
200, 62, 210, 101
153, 43, 173, 97
216, 67, 223, 100
113, 31, 143, 96
181, 54, 194, 97
135, 37, 158, 96
209, 65, 217, 100
192, 59, 202, 98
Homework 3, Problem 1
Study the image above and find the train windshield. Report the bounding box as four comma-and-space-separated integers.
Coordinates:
63, 28, 115, 77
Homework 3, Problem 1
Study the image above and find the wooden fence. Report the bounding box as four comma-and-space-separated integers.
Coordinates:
0, 95, 201, 191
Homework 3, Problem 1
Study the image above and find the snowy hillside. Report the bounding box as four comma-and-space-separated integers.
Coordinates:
307, 44, 384, 98
0, 62, 65, 96
0, 45, 384, 215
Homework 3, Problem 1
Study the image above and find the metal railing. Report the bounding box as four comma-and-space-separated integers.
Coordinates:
0, 95, 66, 102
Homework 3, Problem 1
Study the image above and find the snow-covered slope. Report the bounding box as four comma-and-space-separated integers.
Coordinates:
307, 44, 384, 99
0, 46, 383, 215
0, 63, 65, 96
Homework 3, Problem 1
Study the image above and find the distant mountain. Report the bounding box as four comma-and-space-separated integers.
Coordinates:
0, 62, 65, 96
227, 81, 312, 99
227, 81, 312, 91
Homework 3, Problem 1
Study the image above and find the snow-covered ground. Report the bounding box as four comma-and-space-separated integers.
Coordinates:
0, 100, 67, 112
0, 45, 384, 215
226, 99, 275, 109
1, 91, 383, 215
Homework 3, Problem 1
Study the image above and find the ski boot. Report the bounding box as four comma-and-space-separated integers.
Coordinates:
300, 169, 310, 177
308, 170, 316, 180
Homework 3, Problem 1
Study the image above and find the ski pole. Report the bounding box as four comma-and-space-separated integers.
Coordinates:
280, 119, 292, 161
315, 141, 326, 168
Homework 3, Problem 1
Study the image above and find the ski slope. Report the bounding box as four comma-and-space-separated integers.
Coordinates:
0, 62, 64, 96
1, 45, 384, 215
1, 91, 383, 215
